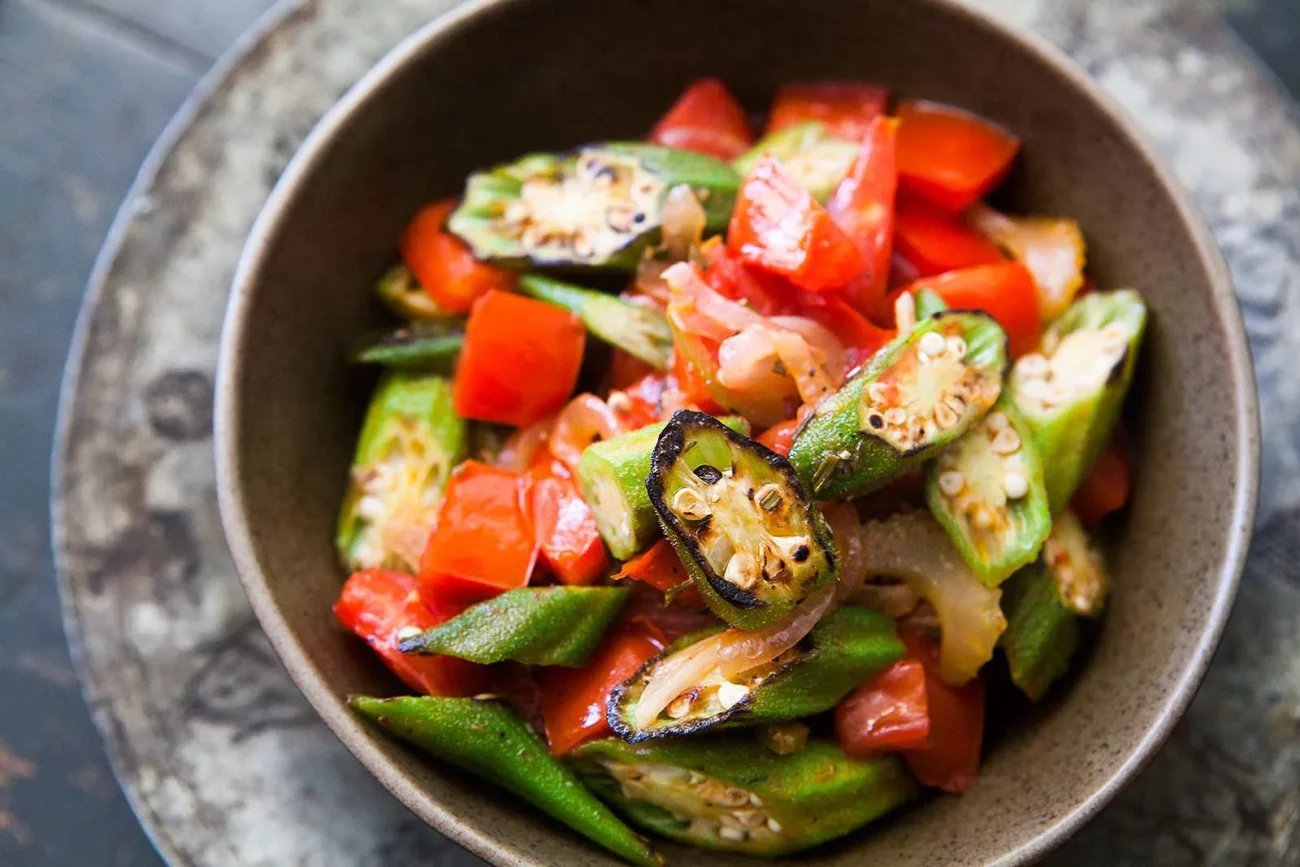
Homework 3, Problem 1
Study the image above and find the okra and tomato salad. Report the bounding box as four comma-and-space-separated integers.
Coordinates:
333, 77, 1146, 864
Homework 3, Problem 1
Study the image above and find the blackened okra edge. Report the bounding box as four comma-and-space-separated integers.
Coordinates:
647, 410, 838, 631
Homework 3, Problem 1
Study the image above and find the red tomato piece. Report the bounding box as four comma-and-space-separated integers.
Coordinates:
894, 198, 1006, 277
904, 262, 1042, 357
766, 81, 890, 142
612, 539, 704, 608
827, 116, 900, 316
527, 468, 608, 586
649, 77, 753, 161
614, 373, 671, 428
728, 156, 863, 293
896, 100, 1021, 213
1072, 433, 1133, 527
401, 200, 518, 313
757, 419, 800, 457
334, 568, 488, 697
453, 290, 586, 427
538, 620, 665, 756
419, 461, 537, 605
669, 347, 726, 415
899, 631, 985, 793
835, 658, 931, 756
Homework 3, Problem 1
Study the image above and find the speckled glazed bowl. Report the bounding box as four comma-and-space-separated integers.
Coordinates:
215, 0, 1259, 864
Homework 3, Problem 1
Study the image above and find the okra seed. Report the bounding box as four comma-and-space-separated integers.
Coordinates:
720, 787, 751, 807
1003, 472, 1029, 499
1017, 353, 1050, 378
767, 818, 783, 834
938, 471, 966, 497
672, 488, 711, 521
719, 826, 746, 842
572, 232, 594, 259
934, 402, 959, 430
947, 336, 968, 357
1019, 378, 1048, 400
724, 553, 760, 590
972, 507, 994, 530
688, 771, 706, 785
666, 691, 696, 719
755, 483, 783, 511
718, 681, 749, 710
884, 407, 907, 426
991, 427, 1022, 455
868, 382, 890, 403
749, 794, 763, 807
919, 331, 947, 356
985, 411, 1010, 431
735, 809, 767, 829
605, 205, 635, 233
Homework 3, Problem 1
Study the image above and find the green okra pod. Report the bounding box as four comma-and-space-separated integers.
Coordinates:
911, 286, 949, 320
648, 411, 837, 630
351, 322, 464, 372
788, 310, 1007, 500
732, 121, 860, 203
398, 586, 630, 667
374, 264, 455, 321
1009, 290, 1147, 512
519, 274, 673, 369
449, 144, 740, 270
351, 696, 661, 867
569, 736, 916, 856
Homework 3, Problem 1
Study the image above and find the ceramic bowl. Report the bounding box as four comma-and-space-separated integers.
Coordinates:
216, 0, 1259, 863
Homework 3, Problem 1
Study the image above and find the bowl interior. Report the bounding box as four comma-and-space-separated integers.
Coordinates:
218, 0, 1256, 864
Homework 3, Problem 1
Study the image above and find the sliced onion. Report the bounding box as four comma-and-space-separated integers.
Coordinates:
495, 416, 554, 472
717, 327, 798, 398
862, 510, 1005, 685
633, 633, 723, 729
660, 185, 707, 260
664, 262, 764, 335
822, 503, 869, 604
550, 394, 625, 473
767, 323, 842, 407
631, 257, 673, 311
968, 203, 1086, 321
717, 582, 835, 679
769, 316, 848, 384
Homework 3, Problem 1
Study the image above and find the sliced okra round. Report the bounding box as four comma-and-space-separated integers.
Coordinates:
647, 411, 838, 630
1009, 289, 1146, 512
448, 143, 740, 270
350, 322, 464, 372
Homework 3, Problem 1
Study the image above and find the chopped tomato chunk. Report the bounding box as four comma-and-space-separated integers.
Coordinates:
1072, 433, 1133, 527
757, 419, 800, 457
527, 466, 608, 586
903, 262, 1041, 357
899, 631, 985, 793
894, 198, 1006, 277
835, 658, 931, 756
401, 200, 517, 312
649, 77, 753, 160
766, 81, 890, 142
613, 539, 704, 608
827, 116, 899, 315
896, 100, 1020, 212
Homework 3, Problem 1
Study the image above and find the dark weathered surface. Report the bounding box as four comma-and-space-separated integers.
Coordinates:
21, 1, 1300, 867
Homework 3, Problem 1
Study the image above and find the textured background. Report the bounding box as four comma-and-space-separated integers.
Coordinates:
3, 0, 1298, 864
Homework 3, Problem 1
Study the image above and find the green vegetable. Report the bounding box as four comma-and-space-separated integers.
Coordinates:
1000, 510, 1108, 700
336, 372, 467, 571
731, 121, 859, 202
912, 286, 949, 320
927, 393, 1051, 585
608, 607, 903, 742
578, 415, 750, 561
569, 736, 916, 856
1009, 290, 1146, 511
449, 144, 741, 270
399, 587, 630, 667
374, 264, 453, 321
519, 274, 673, 369
351, 696, 661, 867
351, 322, 463, 371
648, 411, 838, 630
788, 311, 1007, 500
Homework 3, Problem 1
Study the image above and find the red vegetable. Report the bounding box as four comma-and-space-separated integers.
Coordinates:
401, 200, 518, 313
766, 82, 890, 142
649, 77, 753, 161
894, 198, 1006, 277
334, 568, 488, 697
899, 630, 985, 793
834, 658, 930, 756
896, 100, 1020, 213
453, 290, 586, 427
827, 116, 900, 316
419, 461, 537, 604
670, 347, 725, 415
538, 619, 665, 756
1072, 434, 1133, 527
757, 419, 800, 457
727, 156, 863, 293
903, 262, 1041, 357
527, 465, 608, 586
613, 539, 704, 608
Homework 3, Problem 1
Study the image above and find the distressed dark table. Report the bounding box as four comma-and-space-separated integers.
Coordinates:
3, 0, 1298, 865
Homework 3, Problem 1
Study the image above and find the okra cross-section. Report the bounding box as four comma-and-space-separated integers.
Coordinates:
569, 736, 916, 856
788, 311, 1007, 500
449, 143, 741, 270
927, 394, 1051, 586
647, 411, 837, 630
1009, 289, 1146, 512
608, 607, 903, 742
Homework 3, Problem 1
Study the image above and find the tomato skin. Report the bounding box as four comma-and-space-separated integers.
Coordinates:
334, 568, 489, 697
899, 631, 985, 793
453, 290, 586, 427
538, 620, 665, 756
526, 468, 608, 586
904, 262, 1041, 357
827, 116, 900, 317
835, 658, 931, 756
419, 461, 537, 605
896, 100, 1020, 213
1072, 433, 1133, 527
401, 200, 517, 312
649, 77, 753, 160
669, 347, 725, 415
728, 156, 863, 293
757, 419, 800, 457
613, 540, 705, 608
894, 198, 1006, 277
766, 81, 890, 142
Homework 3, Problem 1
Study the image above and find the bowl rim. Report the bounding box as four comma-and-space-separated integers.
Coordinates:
215, 0, 1260, 863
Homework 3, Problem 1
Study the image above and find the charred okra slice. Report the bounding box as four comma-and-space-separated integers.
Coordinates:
648, 411, 837, 630
449, 144, 740, 270
1010, 290, 1146, 512
336, 372, 467, 572
519, 274, 673, 369
927, 394, 1051, 586
732, 121, 859, 203
579, 415, 749, 561
351, 322, 463, 372
1000, 510, 1109, 700
352, 697, 662, 867
570, 736, 916, 856
399, 586, 630, 666
374, 264, 453, 321
609, 607, 903, 742
788, 311, 1007, 500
